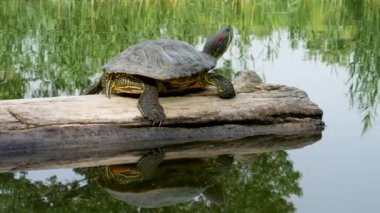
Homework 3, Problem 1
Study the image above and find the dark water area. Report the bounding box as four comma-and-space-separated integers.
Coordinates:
1, 0, 380, 212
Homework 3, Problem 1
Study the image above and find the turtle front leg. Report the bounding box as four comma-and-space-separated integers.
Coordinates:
138, 81, 166, 126
204, 73, 236, 98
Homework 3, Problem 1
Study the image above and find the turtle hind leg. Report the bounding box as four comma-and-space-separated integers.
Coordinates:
138, 80, 166, 126
83, 80, 103, 95
205, 73, 235, 99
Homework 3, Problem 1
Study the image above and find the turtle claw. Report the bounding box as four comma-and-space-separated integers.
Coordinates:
151, 148, 165, 160
151, 107, 165, 124
152, 120, 164, 127
140, 105, 165, 127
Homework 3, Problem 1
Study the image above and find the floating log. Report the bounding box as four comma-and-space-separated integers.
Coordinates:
0, 72, 324, 172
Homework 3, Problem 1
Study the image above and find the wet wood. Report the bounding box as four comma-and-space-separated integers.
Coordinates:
0, 72, 324, 172
0, 125, 322, 172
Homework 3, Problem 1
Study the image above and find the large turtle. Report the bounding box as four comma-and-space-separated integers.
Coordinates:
84, 26, 235, 125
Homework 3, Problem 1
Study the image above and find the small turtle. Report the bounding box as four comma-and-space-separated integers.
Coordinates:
84, 26, 235, 125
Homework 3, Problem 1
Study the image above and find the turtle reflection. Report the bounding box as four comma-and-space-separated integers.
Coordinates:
97, 150, 233, 209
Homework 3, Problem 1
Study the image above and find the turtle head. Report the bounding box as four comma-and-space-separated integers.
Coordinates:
202, 25, 233, 59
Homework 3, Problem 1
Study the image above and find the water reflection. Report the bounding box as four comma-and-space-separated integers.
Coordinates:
0, 151, 302, 212
96, 155, 233, 209
0, 133, 320, 212
93, 152, 303, 212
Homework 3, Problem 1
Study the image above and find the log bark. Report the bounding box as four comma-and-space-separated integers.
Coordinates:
0, 72, 324, 172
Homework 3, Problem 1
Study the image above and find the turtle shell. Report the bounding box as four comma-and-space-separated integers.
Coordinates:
102, 39, 217, 80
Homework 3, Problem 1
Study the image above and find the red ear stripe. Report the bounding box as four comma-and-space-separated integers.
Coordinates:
216, 34, 225, 42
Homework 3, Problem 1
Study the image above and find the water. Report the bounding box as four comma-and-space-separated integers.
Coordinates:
258, 36, 380, 212
1, 0, 380, 212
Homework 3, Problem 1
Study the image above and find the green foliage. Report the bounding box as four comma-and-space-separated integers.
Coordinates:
0, 152, 301, 212
0, 171, 136, 212
0, 0, 379, 129
348, 0, 380, 132
225, 152, 302, 213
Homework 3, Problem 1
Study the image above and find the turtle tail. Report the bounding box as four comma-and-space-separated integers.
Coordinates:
83, 80, 103, 95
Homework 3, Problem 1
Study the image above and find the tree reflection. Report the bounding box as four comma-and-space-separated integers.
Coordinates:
226, 152, 302, 212
288, 0, 380, 131
0, 151, 301, 212
347, 0, 380, 131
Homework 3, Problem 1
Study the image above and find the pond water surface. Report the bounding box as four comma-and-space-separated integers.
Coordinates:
1, 0, 380, 212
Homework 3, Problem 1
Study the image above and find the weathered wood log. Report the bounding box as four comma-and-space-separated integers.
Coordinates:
0, 131, 321, 172
0, 73, 322, 130
0, 72, 324, 172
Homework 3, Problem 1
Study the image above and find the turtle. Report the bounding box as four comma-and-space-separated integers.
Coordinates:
97, 150, 233, 209
83, 26, 235, 125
